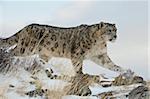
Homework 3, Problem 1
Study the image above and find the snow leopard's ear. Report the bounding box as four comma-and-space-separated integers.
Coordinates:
99, 22, 105, 28
112, 24, 115, 26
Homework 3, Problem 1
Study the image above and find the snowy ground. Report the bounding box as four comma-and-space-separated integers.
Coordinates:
0, 55, 117, 98
0, 53, 148, 99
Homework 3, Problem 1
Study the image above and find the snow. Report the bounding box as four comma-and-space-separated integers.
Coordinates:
0, 52, 146, 99
0, 56, 112, 99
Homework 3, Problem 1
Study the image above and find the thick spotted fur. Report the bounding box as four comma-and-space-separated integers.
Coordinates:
0, 22, 125, 75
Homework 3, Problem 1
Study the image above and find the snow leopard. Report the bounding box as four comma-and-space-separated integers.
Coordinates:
0, 22, 129, 75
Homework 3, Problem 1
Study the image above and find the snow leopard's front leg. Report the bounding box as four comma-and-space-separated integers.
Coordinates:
90, 54, 130, 74
71, 58, 83, 75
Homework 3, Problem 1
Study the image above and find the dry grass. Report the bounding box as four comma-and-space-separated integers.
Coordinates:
28, 74, 91, 98
46, 89, 70, 99
37, 73, 99, 99
0, 84, 9, 99
62, 73, 99, 96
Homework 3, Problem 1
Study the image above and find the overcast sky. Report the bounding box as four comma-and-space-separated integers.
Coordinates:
0, 0, 149, 80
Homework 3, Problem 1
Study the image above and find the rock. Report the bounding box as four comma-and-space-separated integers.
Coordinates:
129, 86, 150, 99
132, 76, 146, 84
113, 75, 145, 86
97, 92, 114, 99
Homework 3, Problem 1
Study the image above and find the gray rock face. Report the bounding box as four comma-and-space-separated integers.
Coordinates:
129, 86, 150, 99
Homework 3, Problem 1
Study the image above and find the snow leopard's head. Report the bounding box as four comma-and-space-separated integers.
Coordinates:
100, 22, 117, 42
91, 22, 117, 43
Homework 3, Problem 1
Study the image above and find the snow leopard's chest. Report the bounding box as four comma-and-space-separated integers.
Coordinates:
84, 41, 106, 59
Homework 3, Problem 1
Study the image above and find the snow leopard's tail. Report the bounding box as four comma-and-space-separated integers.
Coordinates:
0, 24, 31, 48
0, 29, 23, 48
0, 38, 6, 47
0, 36, 17, 48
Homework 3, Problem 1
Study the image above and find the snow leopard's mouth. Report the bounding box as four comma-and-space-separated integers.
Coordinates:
109, 38, 116, 42
109, 35, 117, 42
